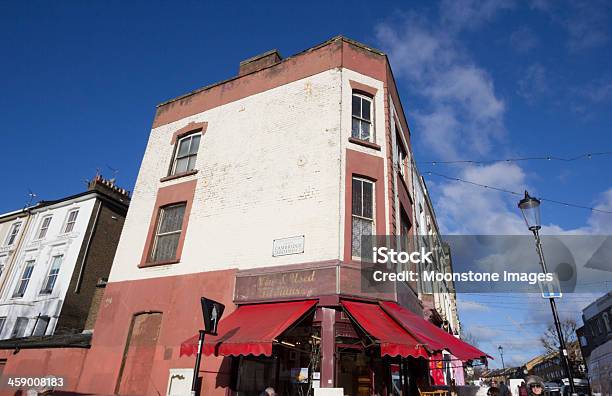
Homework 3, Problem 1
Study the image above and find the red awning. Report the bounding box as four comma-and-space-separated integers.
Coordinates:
180, 300, 317, 357
341, 301, 429, 359
380, 301, 490, 361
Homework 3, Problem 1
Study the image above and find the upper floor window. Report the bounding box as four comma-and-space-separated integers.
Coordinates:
32, 316, 50, 336
351, 93, 373, 142
11, 317, 28, 339
36, 216, 53, 239
13, 260, 35, 298
396, 136, 407, 178
150, 203, 186, 262
63, 209, 79, 233
0, 254, 7, 278
351, 177, 374, 258
172, 134, 201, 175
4, 222, 22, 246
40, 255, 63, 294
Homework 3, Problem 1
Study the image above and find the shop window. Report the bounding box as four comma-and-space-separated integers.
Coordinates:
63, 209, 79, 233
150, 203, 186, 263
13, 260, 35, 298
10, 317, 28, 339
4, 222, 21, 246
40, 255, 63, 294
171, 134, 201, 175
351, 93, 373, 142
36, 215, 53, 239
351, 177, 374, 258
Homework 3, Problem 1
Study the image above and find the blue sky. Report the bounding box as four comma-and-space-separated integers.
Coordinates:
1, 0, 611, 368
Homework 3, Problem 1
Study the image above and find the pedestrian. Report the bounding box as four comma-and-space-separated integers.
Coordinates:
260, 387, 276, 396
487, 386, 499, 396
518, 381, 528, 396
499, 380, 511, 396
524, 376, 545, 396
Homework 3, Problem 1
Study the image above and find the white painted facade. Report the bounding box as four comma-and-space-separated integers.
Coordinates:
0, 196, 96, 339
109, 67, 389, 283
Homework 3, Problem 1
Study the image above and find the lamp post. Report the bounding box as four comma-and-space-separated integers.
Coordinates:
518, 191, 576, 395
498, 345, 505, 369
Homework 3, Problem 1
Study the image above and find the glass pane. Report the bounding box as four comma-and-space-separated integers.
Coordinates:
362, 98, 371, 121
69, 210, 79, 222
360, 120, 371, 141
153, 233, 180, 262
352, 217, 362, 257
159, 205, 185, 233
189, 135, 201, 155
362, 181, 373, 219
352, 95, 361, 117
352, 179, 362, 216
187, 155, 197, 171
351, 118, 360, 139
174, 157, 189, 174
177, 138, 191, 157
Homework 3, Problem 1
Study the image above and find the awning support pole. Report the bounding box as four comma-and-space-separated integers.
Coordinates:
191, 330, 205, 396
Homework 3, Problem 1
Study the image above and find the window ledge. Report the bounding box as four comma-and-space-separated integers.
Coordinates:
138, 259, 180, 268
348, 137, 381, 151
160, 169, 198, 183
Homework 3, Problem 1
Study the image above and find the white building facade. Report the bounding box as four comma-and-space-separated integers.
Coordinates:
0, 177, 130, 340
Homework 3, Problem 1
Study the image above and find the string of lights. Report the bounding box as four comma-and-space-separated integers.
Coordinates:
423, 170, 612, 214
418, 151, 612, 165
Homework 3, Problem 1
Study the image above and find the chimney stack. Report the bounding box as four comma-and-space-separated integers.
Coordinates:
238, 49, 282, 76
88, 174, 131, 204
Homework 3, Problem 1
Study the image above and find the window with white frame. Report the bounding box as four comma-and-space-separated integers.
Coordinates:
351, 177, 374, 257
171, 134, 201, 175
13, 260, 35, 298
351, 93, 373, 142
150, 203, 186, 262
0, 255, 7, 278
32, 316, 50, 336
11, 317, 28, 339
36, 215, 53, 239
396, 134, 407, 178
4, 222, 22, 246
40, 255, 63, 294
63, 209, 79, 233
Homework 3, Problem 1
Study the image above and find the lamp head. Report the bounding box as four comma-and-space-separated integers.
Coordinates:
518, 190, 541, 231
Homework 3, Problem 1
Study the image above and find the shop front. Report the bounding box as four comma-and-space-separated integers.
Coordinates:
180, 297, 488, 396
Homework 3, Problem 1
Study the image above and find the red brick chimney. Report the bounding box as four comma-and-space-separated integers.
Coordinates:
238, 49, 282, 76
88, 174, 131, 204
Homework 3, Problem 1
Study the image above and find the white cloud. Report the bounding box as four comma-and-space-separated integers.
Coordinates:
432, 162, 528, 234
376, 12, 505, 160
517, 63, 549, 102
458, 299, 491, 312
586, 188, 612, 234
531, 0, 610, 52
439, 0, 515, 31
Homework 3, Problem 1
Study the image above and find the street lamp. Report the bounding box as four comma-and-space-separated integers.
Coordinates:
518, 191, 576, 395
498, 345, 505, 369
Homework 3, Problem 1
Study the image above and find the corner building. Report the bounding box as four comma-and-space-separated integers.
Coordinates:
71, 37, 485, 396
